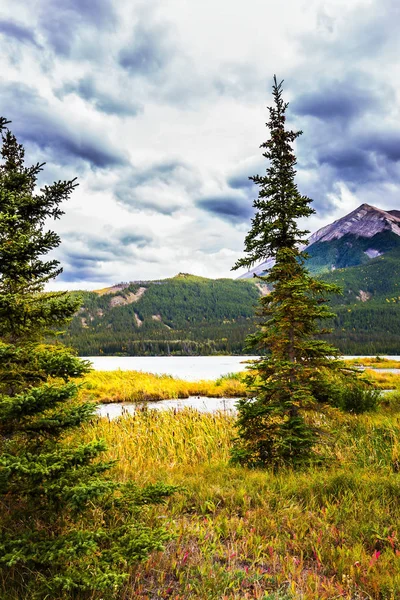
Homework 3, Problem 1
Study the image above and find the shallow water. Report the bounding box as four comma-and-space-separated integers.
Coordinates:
370, 368, 400, 373
84, 355, 400, 381
84, 355, 258, 381
97, 396, 238, 419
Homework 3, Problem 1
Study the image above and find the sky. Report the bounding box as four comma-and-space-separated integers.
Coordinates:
1, 0, 400, 289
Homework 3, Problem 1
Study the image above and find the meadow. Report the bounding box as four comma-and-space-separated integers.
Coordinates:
78, 370, 247, 403
77, 358, 400, 405
80, 399, 400, 599
72, 360, 400, 599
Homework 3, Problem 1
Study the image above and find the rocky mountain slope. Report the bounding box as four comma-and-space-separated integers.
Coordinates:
308, 204, 400, 244
61, 204, 400, 355
240, 204, 400, 278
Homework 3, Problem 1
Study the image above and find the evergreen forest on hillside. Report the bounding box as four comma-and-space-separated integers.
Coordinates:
62, 248, 400, 356
62, 275, 262, 355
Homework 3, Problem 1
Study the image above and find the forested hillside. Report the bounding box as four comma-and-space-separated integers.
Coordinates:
322, 247, 400, 353
306, 231, 400, 274
63, 274, 263, 355
62, 250, 400, 355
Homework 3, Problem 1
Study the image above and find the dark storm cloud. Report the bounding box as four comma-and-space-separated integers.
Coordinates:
58, 77, 142, 117
287, 0, 400, 215
359, 130, 400, 164
131, 161, 187, 186
114, 186, 181, 215
0, 82, 126, 168
317, 146, 375, 184
39, 0, 116, 57
27, 131, 125, 169
227, 174, 254, 190
226, 156, 266, 193
63, 230, 152, 249
59, 265, 112, 283
119, 21, 173, 75
58, 234, 161, 281
292, 83, 381, 122
63, 254, 102, 267
285, 68, 400, 211
82, 237, 148, 257
0, 19, 40, 47
57, 248, 114, 283
197, 194, 253, 223
294, 112, 400, 197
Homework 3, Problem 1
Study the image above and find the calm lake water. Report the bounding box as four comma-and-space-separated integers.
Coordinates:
90, 355, 400, 419
85, 355, 400, 381
84, 355, 258, 381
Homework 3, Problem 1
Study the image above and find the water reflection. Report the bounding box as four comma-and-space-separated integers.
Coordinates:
97, 396, 238, 419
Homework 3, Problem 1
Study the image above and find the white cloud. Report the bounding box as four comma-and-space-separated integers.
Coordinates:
0, 0, 399, 289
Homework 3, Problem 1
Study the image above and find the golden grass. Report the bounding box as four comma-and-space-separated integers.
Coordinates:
78, 401, 400, 599
78, 370, 247, 403
76, 366, 400, 408
363, 369, 400, 389
345, 357, 400, 369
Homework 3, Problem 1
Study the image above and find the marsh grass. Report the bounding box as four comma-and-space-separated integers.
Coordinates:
76, 364, 400, 409
76, 404, 400, 599
362, 369, 400, 390
346, 357, 400, 369
78, 370, 247, 403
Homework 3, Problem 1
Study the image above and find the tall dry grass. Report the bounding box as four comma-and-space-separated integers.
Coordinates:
77, 363, 400, 408
78, 370, 247, 403
76, 402, 400, 599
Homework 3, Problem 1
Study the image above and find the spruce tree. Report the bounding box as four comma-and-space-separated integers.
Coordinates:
0, 118, 175, 599
231, 78, 348, 467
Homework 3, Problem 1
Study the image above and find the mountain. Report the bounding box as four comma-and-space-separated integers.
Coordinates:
62, 255, 400, 356
61, 204, 400, 356
62, 274, 264, 356
307, 203, 400, 244
240, 204, 400, 278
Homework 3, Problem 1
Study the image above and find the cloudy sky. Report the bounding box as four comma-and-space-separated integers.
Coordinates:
1, 0, 400, 289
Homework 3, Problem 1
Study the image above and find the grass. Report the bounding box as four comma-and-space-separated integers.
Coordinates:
77, 396, 400, 599
345, 357, 400, 369
78, 370, 247, 403
77, 364, 400, 406
363, 369, 400, 389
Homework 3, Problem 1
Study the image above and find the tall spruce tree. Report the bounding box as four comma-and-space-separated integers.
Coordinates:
0, 118, 175, 599
231, 77, 348, 467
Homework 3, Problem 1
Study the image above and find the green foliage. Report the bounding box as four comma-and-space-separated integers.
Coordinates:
337, 382, 381, 414
58, 241, 400, 356
61, 275, 260, 356
231, 78, 355, 467
310, 371, 381, 414
0, 119, 175, 599
79, 406, 400, 598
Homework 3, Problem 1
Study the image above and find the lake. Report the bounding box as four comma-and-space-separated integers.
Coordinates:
84, 355, 258, 381
92, 355, 400, 419
84, 355, 400, 381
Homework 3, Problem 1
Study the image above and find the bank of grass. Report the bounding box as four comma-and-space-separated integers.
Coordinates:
346, 357, 400, 369
79, 396, 400, 600
78, 370, 248, 403
363, 369, 400, 389
77, 365, 400, 406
